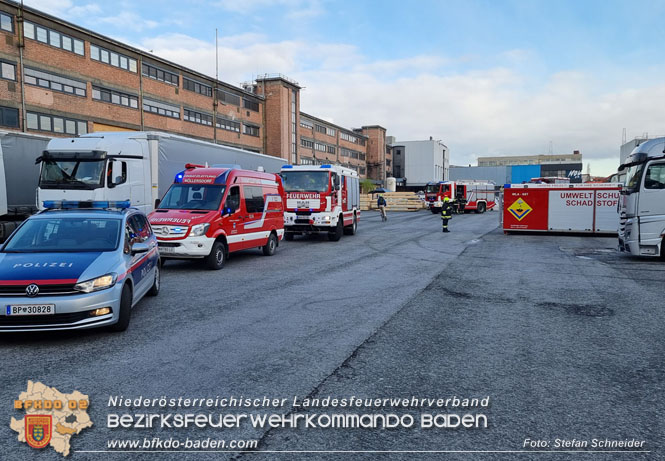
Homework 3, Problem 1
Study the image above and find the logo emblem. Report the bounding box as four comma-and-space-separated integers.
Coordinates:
508, 198, 533, 221
161, 226, 169, 235
25, 415, 52, 449
25, 284, 39, 297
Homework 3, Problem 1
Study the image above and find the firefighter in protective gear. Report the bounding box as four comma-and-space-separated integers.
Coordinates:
441, 197, 452, 232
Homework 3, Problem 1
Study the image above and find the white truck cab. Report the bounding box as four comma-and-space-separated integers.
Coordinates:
619, 138, 665, 257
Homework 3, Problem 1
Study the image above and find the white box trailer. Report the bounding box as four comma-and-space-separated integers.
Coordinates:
37, 131, 286, 214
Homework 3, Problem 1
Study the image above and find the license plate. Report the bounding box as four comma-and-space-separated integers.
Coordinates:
6, 304, 55, 316
297, 201, 309, 208
159, 246, 175, 253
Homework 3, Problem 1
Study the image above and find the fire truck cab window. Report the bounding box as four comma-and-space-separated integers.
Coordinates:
281, 171, 329, 192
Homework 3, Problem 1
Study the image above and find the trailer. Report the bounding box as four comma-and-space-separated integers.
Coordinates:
502, 183, 622, 233
0, 131, 51, 241
37, 131, 286, 214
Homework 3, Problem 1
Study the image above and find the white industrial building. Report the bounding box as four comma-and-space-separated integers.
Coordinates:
391, 138, 448, 189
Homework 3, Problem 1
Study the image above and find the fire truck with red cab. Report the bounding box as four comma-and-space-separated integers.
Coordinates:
280, 164, 360, 241
425, 180, 496, 214
148, 164, 284, 269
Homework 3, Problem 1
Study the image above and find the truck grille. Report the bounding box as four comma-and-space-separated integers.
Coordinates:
153, 225, 188, 237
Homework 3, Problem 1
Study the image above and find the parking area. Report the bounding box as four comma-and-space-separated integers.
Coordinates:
1, 210, 662, 459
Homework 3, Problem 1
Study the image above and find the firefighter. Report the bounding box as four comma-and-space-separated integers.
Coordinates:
441, 197, 452, 232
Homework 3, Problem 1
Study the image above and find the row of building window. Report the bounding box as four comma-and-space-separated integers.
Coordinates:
143, 97, 180, 119
92, 86, 139, 108
340, 131, 365, 146
184, 108, 213, 126
91, 44, 138, 73
142, 62, 179, 86
218, 89, 241, 106
243, 99, 259, 112
217, 117, 240, 132
243, 124, 259, 137
24, 21, 85, 56
300, 118, 314, 130
341, 148, 365, 160
183, 77, 212, 97
0, 11, 12, 32
24, 67, 86, 97
315, 124, 336, 137
26, 111, 87, 135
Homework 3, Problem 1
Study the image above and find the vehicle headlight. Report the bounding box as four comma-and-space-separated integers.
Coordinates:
190, 223, 210, 236
74, 274, 117, 293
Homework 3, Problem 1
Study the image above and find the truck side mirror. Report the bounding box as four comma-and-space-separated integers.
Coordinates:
154, 198, 161, 208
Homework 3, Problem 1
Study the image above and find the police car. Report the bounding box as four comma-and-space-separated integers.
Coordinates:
0, 201, 159, 332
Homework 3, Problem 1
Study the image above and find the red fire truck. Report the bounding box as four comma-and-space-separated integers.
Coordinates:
148, 164, 285, 269
425, 180, 496, 214
280, 164, 360, 241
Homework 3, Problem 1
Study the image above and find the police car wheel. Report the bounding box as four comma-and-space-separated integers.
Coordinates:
147, 263, 160, 296
344, 216, 357, 235
284, 232, 294, 241
109, 285, 132, 332
263, 233, 277, 256
206, 241, 226, 270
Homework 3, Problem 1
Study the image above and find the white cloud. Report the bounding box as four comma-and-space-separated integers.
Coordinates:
98, 11, 159, 32
215, 0, 324, 18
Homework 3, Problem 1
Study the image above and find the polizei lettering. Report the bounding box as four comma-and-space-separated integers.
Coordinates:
13, 262, 74, 268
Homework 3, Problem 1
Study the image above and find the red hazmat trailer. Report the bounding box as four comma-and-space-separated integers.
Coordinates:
502, 183, 621, 234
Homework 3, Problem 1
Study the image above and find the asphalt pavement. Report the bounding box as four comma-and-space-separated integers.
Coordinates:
1, 209, 663, 460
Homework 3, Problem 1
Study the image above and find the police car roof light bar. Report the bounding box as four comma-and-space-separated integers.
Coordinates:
42, 200, 131, 210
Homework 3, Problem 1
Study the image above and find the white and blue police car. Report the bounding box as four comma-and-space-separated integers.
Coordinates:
0, 201, 159, 332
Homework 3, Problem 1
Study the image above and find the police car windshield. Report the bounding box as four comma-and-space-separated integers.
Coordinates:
3, 217, 121, 252
282, 171, 329, 192
39, 159, 105, 189
159, 185, 225, 211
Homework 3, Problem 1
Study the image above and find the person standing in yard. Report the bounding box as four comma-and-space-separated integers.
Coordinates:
377, 194, 387, 221
441, 197, 452, 232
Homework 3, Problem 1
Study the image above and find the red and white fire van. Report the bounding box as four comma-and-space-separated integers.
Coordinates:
425, 180, 496, 214
280, 164, 360, 241
148, 164, 284, 269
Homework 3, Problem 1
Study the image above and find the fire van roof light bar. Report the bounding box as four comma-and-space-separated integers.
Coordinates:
43, 200, 131, 210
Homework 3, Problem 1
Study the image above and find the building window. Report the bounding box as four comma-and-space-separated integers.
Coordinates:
301, 138, 314, 149
23, 21, 84, 56
243, 124, 259, 137
142, 98, 180, 119
142, 62, 179, 86
243, 98, 259, 112
327, 145, 336, 154
216, 117, 240, 132
300, 118, 313, 129
26, 111, 86, 135
1, 60, 15, 81
217, 89, 241, 106
182, 77, 212, 97
359, 153, 365, 161
24, 67, 86, 96
0, 106, 19, 128
184, 108, 213, 126
1, 12, 13, 32
300, 157, 315, 165
315, 124, 336, 136
90, 44, 137, 72
92, 86, 138, 108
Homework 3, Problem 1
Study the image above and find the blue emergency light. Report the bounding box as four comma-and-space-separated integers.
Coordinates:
320, 164, 331, 168
43, 200, 131, 210
174, 171, 185, 183
282, 165, 294, 169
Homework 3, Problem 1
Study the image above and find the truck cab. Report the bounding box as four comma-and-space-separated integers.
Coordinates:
148, 165, 284, 269
619, 138, 665, 257
425, 180, 495, 214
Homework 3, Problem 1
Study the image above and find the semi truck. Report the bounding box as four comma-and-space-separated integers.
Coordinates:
425, 180, 496, 214
619, 138, 665, 257
280, 164, 360, 241
36, 131, 286, 214
0, 131, 51, 241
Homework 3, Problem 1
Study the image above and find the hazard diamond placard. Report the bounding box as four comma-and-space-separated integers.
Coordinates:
507, 198, 533, 221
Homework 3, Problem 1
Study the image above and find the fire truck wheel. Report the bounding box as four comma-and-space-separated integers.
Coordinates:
263, 233, 278, 256
344, 215, 357, 235
206, 241, 226, 270
476, 202, 486, 214
109, 284, 132, 332
284, 232, 294, 241
328, 218, 343, 241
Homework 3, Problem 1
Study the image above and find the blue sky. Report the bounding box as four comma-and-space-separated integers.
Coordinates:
24, 0, 665, 175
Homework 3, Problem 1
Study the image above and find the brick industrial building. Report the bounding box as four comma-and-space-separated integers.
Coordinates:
0, 0, 395, 182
